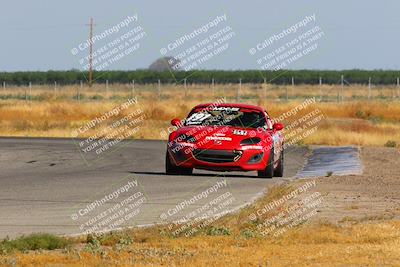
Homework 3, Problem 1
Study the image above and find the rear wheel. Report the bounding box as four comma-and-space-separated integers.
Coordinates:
258, 148, 274, 178
274, 148, 284, 177
165, 152, 193, 175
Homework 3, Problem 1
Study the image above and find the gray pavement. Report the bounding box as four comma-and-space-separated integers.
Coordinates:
0, 137, 308, 238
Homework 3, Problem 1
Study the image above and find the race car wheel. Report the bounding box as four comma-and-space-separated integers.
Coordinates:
165, 152, 193, 175
258, 148, 274, 178
274, 148, 284, 177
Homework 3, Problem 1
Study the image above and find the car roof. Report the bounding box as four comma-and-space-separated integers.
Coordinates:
193, 103, 265, 112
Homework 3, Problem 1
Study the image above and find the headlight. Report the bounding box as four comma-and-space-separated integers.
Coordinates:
240, 137, 261, 146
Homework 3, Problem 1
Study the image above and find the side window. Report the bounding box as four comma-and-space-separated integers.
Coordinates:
264, 111, 273, 130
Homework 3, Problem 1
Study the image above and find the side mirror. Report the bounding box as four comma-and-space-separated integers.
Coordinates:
273, 123, 284, 131
171, 118, 182, 127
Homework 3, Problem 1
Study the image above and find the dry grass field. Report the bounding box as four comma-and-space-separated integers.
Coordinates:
0, 83, 399, 147
0, 84, 400, 266
2, 222, 400, 266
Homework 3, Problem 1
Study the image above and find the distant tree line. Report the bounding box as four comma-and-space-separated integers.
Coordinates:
0, 70, 399, 85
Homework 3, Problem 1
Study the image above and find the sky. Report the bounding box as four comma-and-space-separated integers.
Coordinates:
1, 0, 399, 71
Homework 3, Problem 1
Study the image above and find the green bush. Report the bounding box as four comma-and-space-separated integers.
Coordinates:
90, 94, 104, 100
240, 229, 258, 238
84, 234, 102, 254
355, 110, 365, 119
0, 234, 69, 254
384, 140, 397, 147
206, 226, 231, 236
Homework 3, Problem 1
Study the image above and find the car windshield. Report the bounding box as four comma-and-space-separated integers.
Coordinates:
184, 107, 266, 128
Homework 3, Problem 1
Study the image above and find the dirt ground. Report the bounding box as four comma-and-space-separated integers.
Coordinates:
309, 147, 400, 224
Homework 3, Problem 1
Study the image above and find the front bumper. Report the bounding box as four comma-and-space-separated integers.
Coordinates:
168, 143, 269, 171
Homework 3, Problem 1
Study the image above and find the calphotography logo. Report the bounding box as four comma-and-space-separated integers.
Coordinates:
70, 14, 146, 72
159, 14, 235, 74
73, 97, 146, 164
249, 13, 325, 71
158, 178, 238, 237
70, 176, 148, 235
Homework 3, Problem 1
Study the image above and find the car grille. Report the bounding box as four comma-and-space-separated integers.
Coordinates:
193, 149, 242, 163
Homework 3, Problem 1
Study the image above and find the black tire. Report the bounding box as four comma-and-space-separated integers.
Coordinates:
165, 152, 193, 175
274, 148, 284, 177
258, 148, 274, 178
165, 152, 177, 175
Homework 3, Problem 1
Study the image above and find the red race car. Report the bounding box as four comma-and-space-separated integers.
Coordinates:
165, 103, 284, 178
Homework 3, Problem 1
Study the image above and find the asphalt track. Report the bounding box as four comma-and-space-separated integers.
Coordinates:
0, 138, 361, 238
296, 146, 363, 178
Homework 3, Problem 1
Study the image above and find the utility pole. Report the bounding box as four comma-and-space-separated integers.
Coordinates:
86, 17, 94, 87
